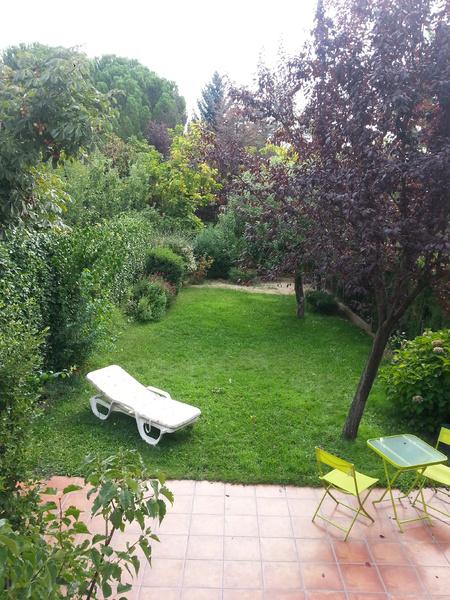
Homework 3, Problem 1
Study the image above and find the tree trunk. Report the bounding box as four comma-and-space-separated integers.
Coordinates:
342, 324, 391, 440
294, 270, 305, 319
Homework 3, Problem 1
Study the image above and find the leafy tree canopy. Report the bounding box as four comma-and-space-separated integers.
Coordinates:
0, 43, 112, 230
92, 55, 186, 140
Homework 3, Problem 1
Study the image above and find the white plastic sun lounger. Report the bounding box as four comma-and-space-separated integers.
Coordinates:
86, 365, 201, 446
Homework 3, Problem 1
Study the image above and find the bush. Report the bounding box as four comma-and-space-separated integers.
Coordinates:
381, 329, 450, 434
194, 226, 234, 278
0, 451, 173, 599
145, 247, 185, 290
306, 290, 339, 315
149, 275, 177, 307
228, 267, 257, 285
163, 237, 197, 274
190, 255, 214, 284
127, 278, 167, 322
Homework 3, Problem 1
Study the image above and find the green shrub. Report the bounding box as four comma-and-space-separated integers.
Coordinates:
228, 267, 257, 285
0, 451, 172, 599
149, 275, 177, 307
381, 329, 450, 434
306, 290, 339, 315
194, 226, 234, 278
127, 278, 167, 322
157, 234, 197, 274
145, 247, 185, 290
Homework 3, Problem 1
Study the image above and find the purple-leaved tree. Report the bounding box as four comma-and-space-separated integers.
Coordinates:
236, 0, 450, 439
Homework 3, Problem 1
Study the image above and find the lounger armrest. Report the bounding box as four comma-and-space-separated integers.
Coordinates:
146, 385, 172, 399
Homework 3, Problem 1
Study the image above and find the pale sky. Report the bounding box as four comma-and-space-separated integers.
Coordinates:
1, 0, 316, 116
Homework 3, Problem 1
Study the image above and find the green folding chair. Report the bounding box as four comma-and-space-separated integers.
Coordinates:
411, 426, 450, 522
312, 447, 379, 541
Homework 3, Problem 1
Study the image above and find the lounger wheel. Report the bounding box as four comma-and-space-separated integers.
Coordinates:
137, 416, 164, 446
90, 395, 112, 420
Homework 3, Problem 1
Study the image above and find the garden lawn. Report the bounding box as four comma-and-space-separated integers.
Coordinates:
29, 287, 400, 485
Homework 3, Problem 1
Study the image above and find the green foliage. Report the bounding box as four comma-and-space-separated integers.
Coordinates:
194, 225, 237, 278
127, 278, 167, 323
0, 305, 44, 528
228, 267, 257, 285
92, 55, 186, 139
0, 44, 112, 229
0, 450, 173, 599
153, 232, 197, 274
62, 132, 219, 230
145, 247, 185, 290
306, 290, 339, 315
381, 329, 450, 434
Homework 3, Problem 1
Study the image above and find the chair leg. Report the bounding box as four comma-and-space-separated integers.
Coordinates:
136, 415, 164, 446
90, 395, 112, 421
312, 486, 330, 522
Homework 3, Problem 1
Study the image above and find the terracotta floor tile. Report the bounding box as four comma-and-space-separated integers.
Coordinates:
430, 523, 450, 543
296, 539, 334, 563
263, 562, 302, 589
224, 536, 261, 560
263, 592, 305, 599
170, 494, 193, 514
404, 540, 449, 566
418, 565, 450, 595
346, 595, 388, 600
257, 497, 290, 516
260, 537, 298, 561
288, 498, 319, 517
183, 559, 223, 588
388, 595, 428, 600
186, 534, 223, 559
151, 534, 188, 559
255, 485, 287, 498
391, 521, 435, 543
164, 479, 196, 495
285, 486, 318, 499
141, 558, 184, 587
223, 560, 263, 588
48, 478, 450, 598
193, 495, 225, 515
378, 564, 425, 595
225, 484, 256, 497
333, 540, 371, 563
259, 516, 293, 538
367, 540, 409, 565
195, 481, 225, 496
190, 514, 224, 536
139, 588, 180, 600
158, 513, 191, 535
225, 496, 257, 515
225, 515, 259, 537
181, 589, 222, 599
307, 593, 346, 600
224, 590, 264, 600
340, 563, 385, 593
291, 517, 326, 539
301, 563, 343, 590
45, 475, 85, 491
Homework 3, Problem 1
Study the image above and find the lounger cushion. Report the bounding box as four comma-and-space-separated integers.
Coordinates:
87, 365, 201, 429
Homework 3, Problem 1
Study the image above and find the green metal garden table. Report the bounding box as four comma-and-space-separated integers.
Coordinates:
367, 434, 447, 532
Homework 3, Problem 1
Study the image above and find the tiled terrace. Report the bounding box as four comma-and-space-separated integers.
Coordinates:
46, 477, 450, 599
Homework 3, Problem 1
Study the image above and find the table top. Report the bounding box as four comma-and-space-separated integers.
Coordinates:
367, 434, 448, 469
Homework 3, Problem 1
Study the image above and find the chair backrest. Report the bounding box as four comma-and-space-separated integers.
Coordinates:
437, 426, 450, 447
315, 447, 355, 477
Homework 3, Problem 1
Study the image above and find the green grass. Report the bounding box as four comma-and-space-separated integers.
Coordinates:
29, 287, 401, 485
